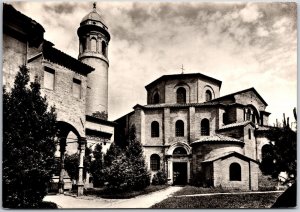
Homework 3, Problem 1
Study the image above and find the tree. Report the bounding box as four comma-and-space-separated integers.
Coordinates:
3, 66, 57, 208
103, 125, 150, 192
90, 143, 105, 187
64, 147, 92, 182
263, 113, 297, 181
261, 111, 297, 208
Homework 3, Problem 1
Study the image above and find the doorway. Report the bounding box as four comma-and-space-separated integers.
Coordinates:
173, 162, 187, 185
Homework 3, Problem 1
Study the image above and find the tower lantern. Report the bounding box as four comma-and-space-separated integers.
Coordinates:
77, 3, 110, 117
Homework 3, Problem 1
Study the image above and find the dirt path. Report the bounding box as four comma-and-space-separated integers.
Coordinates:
43, 186, 183, 208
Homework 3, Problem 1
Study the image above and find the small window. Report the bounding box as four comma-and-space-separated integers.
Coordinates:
229, 163, 241, 181
151, 121, 159, 137
72, 78, 81, 98
201, 119, 210, 136
44, 67, 55, 90
175, 120, 184, 137
205, 90, 212, 101
177, 87, 186, 103
223, 112, 228, 125
153, 92, 160, 104
91, 38, 97, 52
102, 41, 107, 56
150, 154, 160, 171
248, 129, 251, 140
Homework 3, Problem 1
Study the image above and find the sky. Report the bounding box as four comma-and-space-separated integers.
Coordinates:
8, 1, 297, 126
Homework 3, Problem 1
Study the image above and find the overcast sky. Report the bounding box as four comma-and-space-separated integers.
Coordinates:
10, 1, 297, 126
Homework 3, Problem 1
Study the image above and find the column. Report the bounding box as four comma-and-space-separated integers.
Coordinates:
167, 159, 173, 185
77, 137, 87, 196
58, 138, 66, 194
164, 108, 170, 145
189, 107, 195, 142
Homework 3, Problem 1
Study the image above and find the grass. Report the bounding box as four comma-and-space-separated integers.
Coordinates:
173, 185, 234, 196
151, 192, 282, 208
83, 184, 169, 199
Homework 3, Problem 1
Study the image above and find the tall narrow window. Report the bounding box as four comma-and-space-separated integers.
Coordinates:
102, 41, 107, 56
252, 114, 256, 123
151, 121, 159, 137
175, 120, 184, 137
246, 109, 251, 120
72, 78, 81, 98
177, 87, 186, 103
229, 163, 241, 181
248, 128, 251, 140
153, 92, 160, 104
205, 90, 212, 101
150, 154, 160, 171
91, 38, 97, 52
201, 119, 210, 136
44, 67, 55, 90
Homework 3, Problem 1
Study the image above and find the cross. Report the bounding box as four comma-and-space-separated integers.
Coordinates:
93, 2, 96, 10
181, 64, 185, 74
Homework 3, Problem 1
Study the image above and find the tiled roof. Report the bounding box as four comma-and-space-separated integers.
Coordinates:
218, 121, 253, 130
202, 151, 258, 163
210, 87, 268, 106
43, 44, 94, 75
141, 102, 223, 109
190, 135, 242, 145
256, 125, 278, 131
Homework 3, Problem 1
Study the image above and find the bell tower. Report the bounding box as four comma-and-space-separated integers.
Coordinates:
77, 3, 110, 118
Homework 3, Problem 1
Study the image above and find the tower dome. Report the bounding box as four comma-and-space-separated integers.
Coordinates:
80, 3, 106, 26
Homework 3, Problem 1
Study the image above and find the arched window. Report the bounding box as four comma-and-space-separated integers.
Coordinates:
91, 38, 97, 52
102, 41, 107, 56
173, 147, 187, 155
153, 92, 160, 104
201, 119, 210, 136
177, 87, 186, 103
150, 154, 160, 171
248, 129, 251, 140
151, 121, 159, 137
175, 120, 184, 137
205, 90, 212, 101
229, 163, 241, 181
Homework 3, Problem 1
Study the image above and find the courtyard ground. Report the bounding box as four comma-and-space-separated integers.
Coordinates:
43, 186, 182, 208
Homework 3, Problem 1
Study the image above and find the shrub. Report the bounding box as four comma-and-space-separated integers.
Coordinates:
152, 171, 168, 185
103, 125, 150, 192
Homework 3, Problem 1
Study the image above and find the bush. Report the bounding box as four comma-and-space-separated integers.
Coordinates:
152, 171, 168, 185
103, 125, 150, 192
3, 66, 57, 208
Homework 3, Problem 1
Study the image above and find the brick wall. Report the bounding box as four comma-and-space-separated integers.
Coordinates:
214, 157, 250, 190
234, 91, 266, 111
243, 125, 256, 160
28, 59, 87, 137
144, 109, 164, 146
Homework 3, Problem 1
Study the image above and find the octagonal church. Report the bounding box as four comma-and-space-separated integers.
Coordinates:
115, 73, 273, 190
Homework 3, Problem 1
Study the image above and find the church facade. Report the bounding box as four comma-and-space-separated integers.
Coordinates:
115, 73, 273, 190
3, 4, 115, 194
